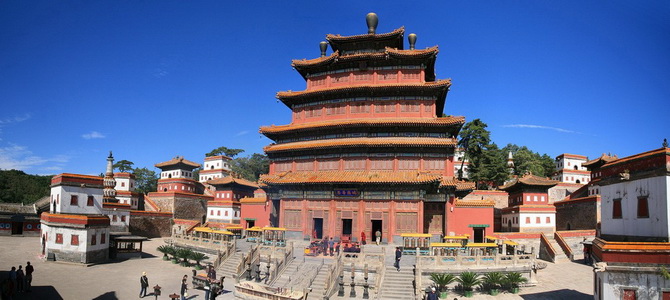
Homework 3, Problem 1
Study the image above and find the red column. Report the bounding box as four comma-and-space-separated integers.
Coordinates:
418, 200, 424, 233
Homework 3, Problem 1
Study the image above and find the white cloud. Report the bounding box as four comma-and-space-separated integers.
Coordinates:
502, 124, 580, 134
82, 131, 105, 139
0, 144, 70, 171
235, 130, 250, 137
0, 113, 31, 125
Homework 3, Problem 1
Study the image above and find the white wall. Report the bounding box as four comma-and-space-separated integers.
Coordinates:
41, 225, 109, 254
596, 268, 670, 300
51, 186, 103, 215
518, 212, 555, 229
601, 175, 670, 239
161, 169, 193, 179
207, 207, 240, 223
204, 159, 231, 172
114, 177, 135, 192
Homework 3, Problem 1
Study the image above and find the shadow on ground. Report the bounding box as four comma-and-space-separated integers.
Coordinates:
92, 291, 118, 300
522, 289, 591, 300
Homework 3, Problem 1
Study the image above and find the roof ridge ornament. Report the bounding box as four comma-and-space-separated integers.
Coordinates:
366, 12, 378, 34
408, 33, 417, 50
319, 41, 328, 57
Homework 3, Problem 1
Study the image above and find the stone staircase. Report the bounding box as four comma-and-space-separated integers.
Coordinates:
543, 234, 569, 262
270, 259, 302, 288
305, 263, 333, 300
218, 252, 244, 280
379, 266, 415, 299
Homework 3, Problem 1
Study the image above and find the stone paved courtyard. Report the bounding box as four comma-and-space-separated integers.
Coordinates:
0, 236, 593, 299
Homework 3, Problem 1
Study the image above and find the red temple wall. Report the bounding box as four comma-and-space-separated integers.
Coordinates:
292, 101, 435, 124
279, 198, 425, 243
270, 156, 454, 176
305, 69, 425, 91
445, 203, 494, 237
241, 202, 270, 229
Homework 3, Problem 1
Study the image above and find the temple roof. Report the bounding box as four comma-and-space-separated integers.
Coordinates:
260, 116, 464, 138
326, 27, 405, 53
582, 153, 619, 170
260, 170, 441, 185
207, 176, 259, 189
498, 173, 558, 191
155, 156, 201, 169
454, 198, 495, 207
440, 177, 476, 191
264, 137, 457, 153
277, 80, 451, 114
291, 46, 439, 81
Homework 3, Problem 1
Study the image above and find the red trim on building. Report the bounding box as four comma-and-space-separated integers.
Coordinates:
41, 213, 110, 226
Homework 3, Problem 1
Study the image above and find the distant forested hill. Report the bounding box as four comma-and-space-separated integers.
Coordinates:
0, 170, 53, 204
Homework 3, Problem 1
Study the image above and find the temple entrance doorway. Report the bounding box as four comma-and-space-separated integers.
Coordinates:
508, 220, 512, 231
341, 219, 352, 237
247, 220, 255, 228
371, 220, 382, 243
313, 218, 323, 239
473, 227, 485, 243
11, 222, 23, 235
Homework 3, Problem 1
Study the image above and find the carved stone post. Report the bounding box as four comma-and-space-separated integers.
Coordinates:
338, 271, 345, 297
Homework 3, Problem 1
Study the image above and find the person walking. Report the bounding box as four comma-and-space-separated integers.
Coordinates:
180, 275, 188, 300
328, 238, 335, 256
25, 262, 34, 292
360, 231, 366, 245
375, 230, 381, 245
139, 272, 148, 298
425, 287, 439, 300
394, 247, 402, 271
203, 279, 211, 300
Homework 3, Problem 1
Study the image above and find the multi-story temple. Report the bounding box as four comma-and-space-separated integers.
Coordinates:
260, 13, 475, 242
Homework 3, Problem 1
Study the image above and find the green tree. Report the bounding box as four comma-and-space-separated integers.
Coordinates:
206, 146, 245, 158
133, 167, 158, 194
113, 160, 134, 172
0, 170, 52, 204
478, 144, 510, 188
458, 119, 492, 186
502, 144, 555, 177
231, 153, 269, 182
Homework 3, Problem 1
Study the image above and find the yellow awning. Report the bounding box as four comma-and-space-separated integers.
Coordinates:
485, 235, 498, 240
226, 226, 243, 230
503, 240, 519, 246
263, 227, 286, 231
194, 227, 214, 233
443, 235, 469, 240
400, 233, 433, 238
430, 243, 462, 247
466, 243, 498, 248
246, 227, 263, 232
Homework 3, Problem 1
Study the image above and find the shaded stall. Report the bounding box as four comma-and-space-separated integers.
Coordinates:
400, 233, 432, 255
110, 234, 148, 259
429, 242, 463, 256
192, 227, 234, 244
245, 226, 263, 242
465, 242, 498, 256
443, 235, 469, 248
262, 227, 286, 247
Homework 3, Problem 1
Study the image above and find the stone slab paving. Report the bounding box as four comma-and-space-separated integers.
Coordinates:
0, 236, 594, 300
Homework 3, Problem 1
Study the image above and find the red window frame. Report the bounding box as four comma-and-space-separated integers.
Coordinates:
70, 195, 78, 206
637, 196, 649, 218
55, 233, 63, 244
71, 234, 79, 246
613, 198, 622, 219
87, 196, 94, 206
91, 234, 97, 245
101, 233, 106, 244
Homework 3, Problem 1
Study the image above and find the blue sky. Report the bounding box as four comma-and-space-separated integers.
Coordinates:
1, 1, 668, 175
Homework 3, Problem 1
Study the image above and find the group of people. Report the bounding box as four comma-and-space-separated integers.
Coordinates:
141, 265, 224, 300
1, 262, 34, 299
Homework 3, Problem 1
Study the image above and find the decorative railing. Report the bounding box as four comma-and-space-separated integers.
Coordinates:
236, 244, 260, 282
213, 238, 236, 268
269, 242, 295, 284
415, 253, 534, 269
235, 282, 304, 300
554, 231, 573, 260
323, 251, 344, 299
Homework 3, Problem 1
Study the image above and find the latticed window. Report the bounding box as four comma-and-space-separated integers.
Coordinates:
318, 160, 339, 170
350, 103, 370, 113
398, 159, 419, 170
87, 196, 94, 206
71, 234, 79, 246
296, 161, 313, 171
370, 159, 392, 170
344, 159, 366, 170
424, 159, 445, 170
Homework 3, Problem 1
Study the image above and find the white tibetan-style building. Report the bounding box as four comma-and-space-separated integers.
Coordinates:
199, 155, 232, 183
592, 147, 670, 300
40, 173, 110, 263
